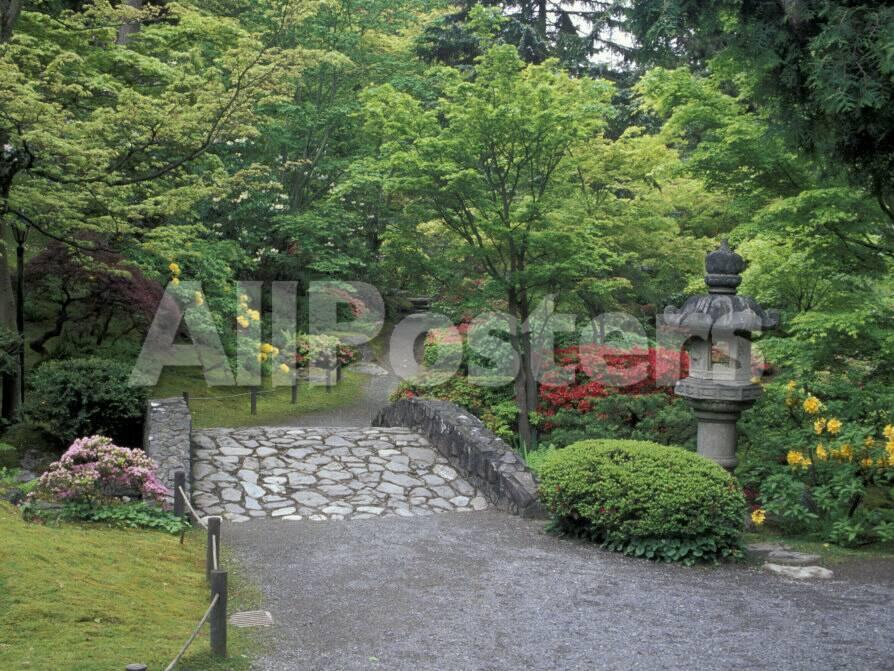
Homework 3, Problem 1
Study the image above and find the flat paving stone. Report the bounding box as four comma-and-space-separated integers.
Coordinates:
192, 426, 488, 522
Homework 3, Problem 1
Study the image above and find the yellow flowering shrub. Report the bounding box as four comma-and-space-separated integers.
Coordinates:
753, 384, 894, 546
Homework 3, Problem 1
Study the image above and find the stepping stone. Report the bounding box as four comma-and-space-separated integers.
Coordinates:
271, 507, 297, 517
763, 563, 833, 580
220, 446, 252, 456
385, 460, 410, 473
238, 469, 258, 484
221, 488, 242, 502
242, 482, 266, 499
470, 496, 488, 511
319, 484, 353, 497
293, 491, 329, 507
404, 447, 438, 464
766, 550, 822, 566
382, 472, 423, 488
194, 463, 215, 479
245, 497, 262, 510
318, 469, 352, 481
433, 465, 458, 481
322, 504, 353, 516
287, 448, 313, 459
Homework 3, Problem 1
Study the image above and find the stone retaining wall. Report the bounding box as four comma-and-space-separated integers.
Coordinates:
143, 396, 192, 500
373, 398, 545, 518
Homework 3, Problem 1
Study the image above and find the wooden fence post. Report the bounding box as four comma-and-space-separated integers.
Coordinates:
250, 386, 258, 415
173, 471, 186, 519
336, 361, 342, 383
210, 569, 228, 658
206, 516, 221, 581
325, 367, 332, 393
182, 390, 190, 406
291, 381, 298, 405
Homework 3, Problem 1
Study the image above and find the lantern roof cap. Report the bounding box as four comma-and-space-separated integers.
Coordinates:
663, 240, 778, 335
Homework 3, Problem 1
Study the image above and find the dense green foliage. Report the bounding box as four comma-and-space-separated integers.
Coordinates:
739, 380, 894, 546
0, 422, 63, 457
26, 359, 146, 445
538, 439, 746, 564
0, 442, 16, 469
0, 0, 891, 552
22, 501, 190, 534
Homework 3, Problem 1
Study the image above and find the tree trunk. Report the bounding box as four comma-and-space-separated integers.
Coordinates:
536, 0, 547, 36
0, 219, 20, 419
116, 0, 144, 45
30, 296, 70, 355
15, 233, 23, 403
0, 0, 22, 44
509, 288, 538, 451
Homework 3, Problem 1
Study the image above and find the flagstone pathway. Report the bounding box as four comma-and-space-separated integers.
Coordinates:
191, 426, 489, 522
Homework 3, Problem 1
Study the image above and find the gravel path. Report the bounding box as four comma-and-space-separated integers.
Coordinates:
226, 510, 894, 671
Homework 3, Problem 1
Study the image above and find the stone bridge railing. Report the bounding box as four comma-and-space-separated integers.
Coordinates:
373, 398, 545, 518
144, 396, 193, 501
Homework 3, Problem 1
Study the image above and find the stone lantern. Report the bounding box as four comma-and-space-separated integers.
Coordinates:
664, 241, 778, 470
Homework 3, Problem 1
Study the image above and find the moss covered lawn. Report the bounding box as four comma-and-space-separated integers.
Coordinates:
0, 503, 255, 670
151, 366, 364, 428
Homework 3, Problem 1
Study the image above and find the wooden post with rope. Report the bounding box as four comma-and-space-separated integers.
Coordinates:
206, 516, 221, 581
173, 471, 186, 520
210, 570, 228, 658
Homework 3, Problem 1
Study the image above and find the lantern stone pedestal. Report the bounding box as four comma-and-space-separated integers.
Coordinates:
676, 380, 763, 470
664, 241, 778, 470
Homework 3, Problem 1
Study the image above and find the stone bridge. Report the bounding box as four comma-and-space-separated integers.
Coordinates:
144, 396, 543, 524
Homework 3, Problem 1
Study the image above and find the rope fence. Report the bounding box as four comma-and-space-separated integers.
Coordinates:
127, 471, 227, 670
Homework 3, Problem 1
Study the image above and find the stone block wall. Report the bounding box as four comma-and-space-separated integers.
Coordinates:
143, 396, 192, 500
373, 398, 545, 518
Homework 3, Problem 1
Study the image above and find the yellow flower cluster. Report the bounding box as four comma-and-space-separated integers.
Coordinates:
236, 293, 261, 329
802, 395, 822, 415
255, 342, 290, 374
813, 417, 842, 436
750, 508, 766, 526
168, 261, 181, 287
786, 450, 811, 468
256, 342, 280, 362
829, 443, 852, 461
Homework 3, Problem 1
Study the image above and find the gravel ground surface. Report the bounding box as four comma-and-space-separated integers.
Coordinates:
226, 510, 894, 671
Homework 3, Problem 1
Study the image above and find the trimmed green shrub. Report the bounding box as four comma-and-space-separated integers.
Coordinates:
26, 358, 147, 445
538, 439, 746, 564
0, 443, 17, 469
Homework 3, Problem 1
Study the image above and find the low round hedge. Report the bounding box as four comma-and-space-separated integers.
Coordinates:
538, 439, 745, 564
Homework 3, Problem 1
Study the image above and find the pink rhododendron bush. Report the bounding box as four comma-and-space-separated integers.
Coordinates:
33, 435, 169, 505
